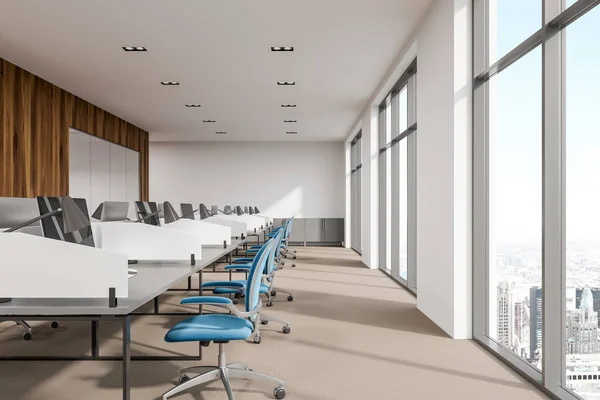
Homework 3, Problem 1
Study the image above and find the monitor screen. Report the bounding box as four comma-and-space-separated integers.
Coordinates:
135, 201, 160, 226
36, 196, 94, 247
181, 203, 195, 220
100, 201, 129, 222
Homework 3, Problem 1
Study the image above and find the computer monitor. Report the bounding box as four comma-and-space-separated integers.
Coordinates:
100, 201, 129, 222
180, 203, 195, 220
211, 205, 218, 215
135, 201, 161, 226
36, 196, 95, 247
199, 203, 211, 220
0, 197, 42, 232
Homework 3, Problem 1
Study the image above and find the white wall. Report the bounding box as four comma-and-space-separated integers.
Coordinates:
345, 0, 472, 339
149, 141, 345, 218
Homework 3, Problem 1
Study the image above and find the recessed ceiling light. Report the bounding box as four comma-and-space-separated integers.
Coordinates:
271, 46, 294, 52
286, 132, 298, 135
160, 81, 180, 85
216, 131, 227, 135
281, 104, 297, 108
185, 104, 201, 107
123, 46, 147, 51
284, 120, 297, 123
277, 81, 296, 86
203, 120, 216, 123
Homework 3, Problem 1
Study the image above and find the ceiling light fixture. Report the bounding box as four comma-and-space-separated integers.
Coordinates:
284, 120, 297, 123
216, 131, 227, 135
286, 132, 298, 135
281, 104, 297, 108
271, 46, 294, 52
185, 104, 201, 107
203, 120, 216, 123
123, 46, 147, 51
160, 81, 180, 85
277, 81, 296, 86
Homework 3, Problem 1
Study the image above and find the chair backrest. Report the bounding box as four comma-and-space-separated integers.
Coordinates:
244, 234, 279, 312
254, 206, 260, 214
265, 225, 286, 275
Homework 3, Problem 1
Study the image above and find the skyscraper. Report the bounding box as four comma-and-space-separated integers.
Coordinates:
530, 287, 543, 363
567, 287, 600, 355
575, 287, 600, 327
497, 282, 514, 348
514, 300, 529, 359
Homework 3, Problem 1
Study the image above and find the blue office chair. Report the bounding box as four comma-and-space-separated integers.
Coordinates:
201, 227, 292, 342
162, 235, 286, 400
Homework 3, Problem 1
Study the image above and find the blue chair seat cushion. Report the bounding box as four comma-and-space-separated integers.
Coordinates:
164, 314, 253, 343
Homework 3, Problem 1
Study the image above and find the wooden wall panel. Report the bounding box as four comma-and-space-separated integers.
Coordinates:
0, 57, 149, 200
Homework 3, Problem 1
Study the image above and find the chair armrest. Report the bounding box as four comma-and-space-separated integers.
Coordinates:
224, 264, 251, 270
181, 296, 233, 305
232, 258, 254, 263
180, 296, 259, 318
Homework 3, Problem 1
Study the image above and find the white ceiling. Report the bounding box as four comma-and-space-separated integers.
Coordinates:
0, 0, 430, 142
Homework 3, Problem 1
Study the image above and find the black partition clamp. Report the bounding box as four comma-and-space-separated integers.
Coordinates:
254, 227, 256, 233
261, 225, 263, 230
241, 233, 245, 240
109, 287, 117, 308
223, 240, 227, 249
191, 254, 196, 266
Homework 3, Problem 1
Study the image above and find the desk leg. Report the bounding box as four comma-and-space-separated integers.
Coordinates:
122, 316, 131, 400
187, 276, 192, 291
198, 272, 203, 359
154, 297, 160, 314
91, 321, 99, 359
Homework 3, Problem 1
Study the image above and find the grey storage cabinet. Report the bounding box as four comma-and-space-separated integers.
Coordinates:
305, 218, 325, 243
274, 217, 344, 246
324, 219, 344, 243
288, 218, 305, 245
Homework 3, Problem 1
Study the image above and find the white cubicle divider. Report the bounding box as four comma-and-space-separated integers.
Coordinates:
204, 216, 248, 237
218, 214, 264, 231
162, 219, 232, 246
0, 233, 128, 298
92, 222, 202, 261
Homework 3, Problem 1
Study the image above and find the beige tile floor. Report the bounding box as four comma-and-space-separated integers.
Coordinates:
0, 246, 549, 400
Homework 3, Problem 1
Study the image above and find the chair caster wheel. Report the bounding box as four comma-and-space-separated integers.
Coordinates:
271, 291, 277, 297
282, 326, 291, 334
232, 298, 239, 305
253, 336, 262, 344
292, 264, 296, 268
274, 386, 286, 399
267, 301, 273, 307
287, 296, 294, 302
23, 332, 32, 341
261, 320, 269, 325
178, 374, 191, 384
51, 321, 59, 329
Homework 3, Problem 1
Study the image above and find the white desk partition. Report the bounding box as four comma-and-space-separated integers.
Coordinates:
204, 216, 248, 238
0, 233, 128, 298
218, 215, 265, 231
162, 219, 231, 246
92, 222, 202, 261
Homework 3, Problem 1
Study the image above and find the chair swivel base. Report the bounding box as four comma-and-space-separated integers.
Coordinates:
162, 343, 286, 400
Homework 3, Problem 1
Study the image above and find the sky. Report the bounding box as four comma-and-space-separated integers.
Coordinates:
489, 0, 600, 245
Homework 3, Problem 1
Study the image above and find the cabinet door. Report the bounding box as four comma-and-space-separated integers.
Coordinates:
325, 219, 344, 243
288, 218, 305, 243
305, 218, 325, 242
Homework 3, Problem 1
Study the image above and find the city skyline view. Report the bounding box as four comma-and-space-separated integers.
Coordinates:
488, 1, 600, 399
